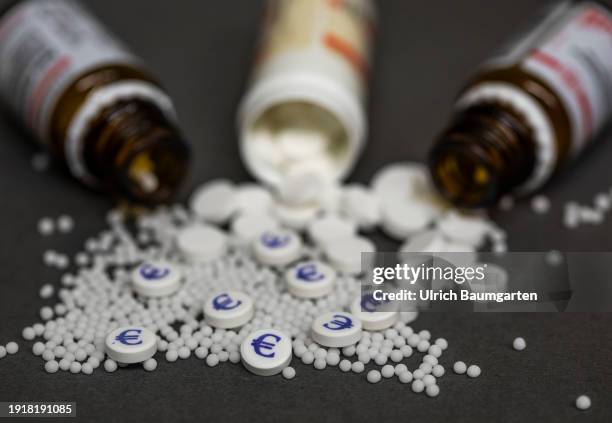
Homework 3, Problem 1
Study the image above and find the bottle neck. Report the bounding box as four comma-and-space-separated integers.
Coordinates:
82, 99, 190, 205
429, 103, 536, 208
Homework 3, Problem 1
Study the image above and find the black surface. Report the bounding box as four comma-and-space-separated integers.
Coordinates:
1, 1, 612, 422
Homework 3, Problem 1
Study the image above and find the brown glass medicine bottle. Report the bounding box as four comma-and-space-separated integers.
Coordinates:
0, 0, 190, 204
429, 0, 612, 208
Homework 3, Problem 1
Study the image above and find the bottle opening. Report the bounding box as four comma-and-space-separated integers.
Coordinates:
429, 104, 537, 209
246, 100, 350, 186
430, 144, 501, 208
118, 133, 190, 205
82, 99, 190, 205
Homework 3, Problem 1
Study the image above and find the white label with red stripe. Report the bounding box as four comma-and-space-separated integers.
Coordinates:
522, 3, 612, 156
0, 0, 138, 141
254, 0, 376, 98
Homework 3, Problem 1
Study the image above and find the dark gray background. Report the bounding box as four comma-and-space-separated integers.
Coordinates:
1, 1, 611, 422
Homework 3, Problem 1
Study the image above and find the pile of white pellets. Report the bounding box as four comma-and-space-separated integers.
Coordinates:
1, 161, 591, 409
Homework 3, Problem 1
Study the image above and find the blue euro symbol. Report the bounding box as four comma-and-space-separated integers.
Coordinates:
251, 333, 281, 358
212, 293, 242, 311
361, 293, 381, 312
296, 263, 325, 282
139, 263, 170, 280
323, 314, 353, 331
260, 232, 290, 248
114, 329, 143, 346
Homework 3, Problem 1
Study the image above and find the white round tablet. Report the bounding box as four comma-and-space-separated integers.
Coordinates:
398, 229, 447, 253
273, 201, 320, 231
277, 128, 327, 161
324, 236, 376, 275
320, 183, 343, 214
307, 214, 357, 247
204, 291, 254, 329
381, 197, 438, 240
285, 261, 336, 298
436, 210, 491, 248
311, 312, 362, 348
252, 129, 284, 166
371, 162, 429, 202
190, 179, 238, 224
253, 229, 302, 266
350, 294, 399, 331
230, 213, 279, 245
241, 329, 292, 376
105, 326, 156, 364
341, 184, 381, 229
277, 167, 327, 206
131, 261, 181, 297
176, 225, 227, 262
235, 183, 273, 216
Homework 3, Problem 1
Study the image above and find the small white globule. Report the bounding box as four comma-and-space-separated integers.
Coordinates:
5, 342, 18, 355
575, 395, 591, 411
466, 364, 481, 378
367, 370, 382, 384
282, 366, 296, 380
453, 361, 467, 374
513, 337, 527, 351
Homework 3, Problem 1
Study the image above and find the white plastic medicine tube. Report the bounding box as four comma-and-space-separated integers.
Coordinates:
238, 0, 377, 188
